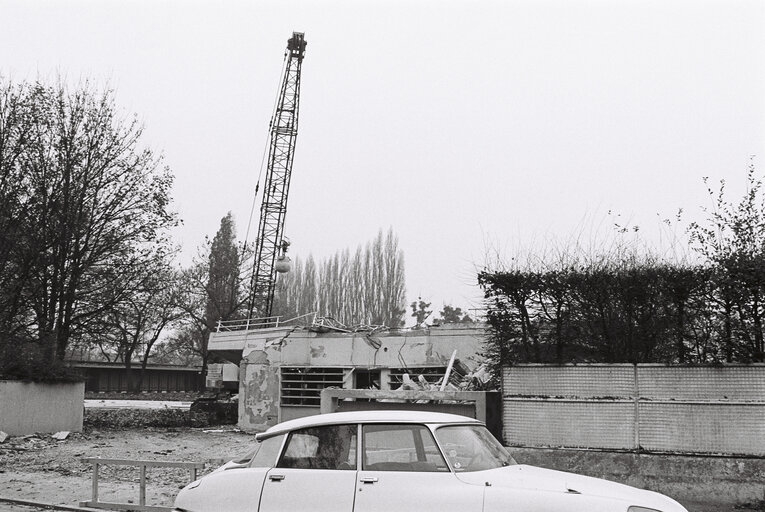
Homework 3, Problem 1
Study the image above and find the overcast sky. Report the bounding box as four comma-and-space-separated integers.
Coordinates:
2, 0, 764, 317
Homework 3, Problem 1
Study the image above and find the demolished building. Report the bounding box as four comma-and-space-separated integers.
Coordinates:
208, 320, 487, 431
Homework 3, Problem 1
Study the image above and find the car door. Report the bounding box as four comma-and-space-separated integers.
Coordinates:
174, 434, 285, 512
353, 423, 485, 512
258, 424, 358, 512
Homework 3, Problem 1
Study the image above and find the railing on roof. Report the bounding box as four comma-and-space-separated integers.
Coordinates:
215, 312, 317, 332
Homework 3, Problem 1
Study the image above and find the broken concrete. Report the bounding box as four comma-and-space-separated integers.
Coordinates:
218, 323, 488, 432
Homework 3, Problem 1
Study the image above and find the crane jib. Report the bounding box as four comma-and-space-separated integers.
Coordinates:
247, 32, 307, 323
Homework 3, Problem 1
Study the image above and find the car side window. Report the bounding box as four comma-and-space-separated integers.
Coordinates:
277, 424, 357, 470
362, 424, 449, 472
250, 434, 285, 468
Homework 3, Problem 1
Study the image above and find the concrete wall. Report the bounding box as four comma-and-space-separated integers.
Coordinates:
510, 447, 765, 506
0, 380, 85, 435
234, 323, 486, 431
503, 364, 765, 456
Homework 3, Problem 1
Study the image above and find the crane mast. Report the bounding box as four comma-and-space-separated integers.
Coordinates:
247, 32, 307, 320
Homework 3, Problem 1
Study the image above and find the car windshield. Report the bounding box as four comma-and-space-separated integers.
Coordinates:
434, 425, 516, 472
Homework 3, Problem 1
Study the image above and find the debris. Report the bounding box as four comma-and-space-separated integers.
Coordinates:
459, 363, 492, 391
52, 431, 70, 441
439, 350, 458, 391
309, 316, 352, 333
391, 359, 491, 397
0, 431, 8, 443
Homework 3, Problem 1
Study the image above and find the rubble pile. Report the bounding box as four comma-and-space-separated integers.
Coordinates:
395, 361, 492, 394
85, 408, 191, 429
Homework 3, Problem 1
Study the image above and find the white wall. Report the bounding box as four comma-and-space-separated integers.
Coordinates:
0, 380, 84, 435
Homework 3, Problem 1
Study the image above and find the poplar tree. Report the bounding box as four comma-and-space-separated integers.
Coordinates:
174, 212, 247, 373
274, 228, 406, 327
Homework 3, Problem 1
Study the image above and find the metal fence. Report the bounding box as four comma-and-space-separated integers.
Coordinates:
502, 364, 765, 456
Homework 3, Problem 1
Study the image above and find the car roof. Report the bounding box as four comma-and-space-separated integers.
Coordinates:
260, 410, 482, 437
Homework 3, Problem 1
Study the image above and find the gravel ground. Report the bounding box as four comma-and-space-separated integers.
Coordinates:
0, 427, 254, 510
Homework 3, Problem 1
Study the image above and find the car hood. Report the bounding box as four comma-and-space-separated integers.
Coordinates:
456, 465, 687, 512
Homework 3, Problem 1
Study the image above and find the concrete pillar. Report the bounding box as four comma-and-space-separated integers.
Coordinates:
238, 350, 279, 432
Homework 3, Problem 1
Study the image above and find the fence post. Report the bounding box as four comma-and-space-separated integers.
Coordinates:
91, 461, 99, 503
634, 364, 640, 451
139, 464, 146, 506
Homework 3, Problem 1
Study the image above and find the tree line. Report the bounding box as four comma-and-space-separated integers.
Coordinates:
0, 77, 410, 387
480, 163, 765, 375
272, 228, 406, 328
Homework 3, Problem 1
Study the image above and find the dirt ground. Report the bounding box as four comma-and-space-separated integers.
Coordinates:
0, 426, 762, 512
0, 426, 254, 510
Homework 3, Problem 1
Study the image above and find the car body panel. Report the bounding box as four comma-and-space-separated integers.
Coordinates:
174, 467, 268, 512
460, 465, 688, 512
259, 468, 356, 512
353, 470, 484, 512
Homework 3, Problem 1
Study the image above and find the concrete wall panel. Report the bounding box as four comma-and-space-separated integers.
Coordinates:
0, 380, 84, 435
503, 398, 636, 450
503, 364, 765, 456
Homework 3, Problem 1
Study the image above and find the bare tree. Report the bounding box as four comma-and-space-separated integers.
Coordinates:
0, 77, 177, 367
689, 163, 765, 362
98, 261, 183, 391
0, 80, 34, 342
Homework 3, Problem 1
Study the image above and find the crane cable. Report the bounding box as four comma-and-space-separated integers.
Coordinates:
242, 51, 290, 268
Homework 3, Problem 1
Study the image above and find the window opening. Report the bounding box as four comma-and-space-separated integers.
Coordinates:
280, 367, 344, 407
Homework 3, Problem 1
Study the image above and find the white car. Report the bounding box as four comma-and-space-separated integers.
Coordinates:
173, 410, 687, 512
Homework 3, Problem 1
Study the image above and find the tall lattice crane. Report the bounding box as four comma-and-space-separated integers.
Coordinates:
247, 32, 307, 320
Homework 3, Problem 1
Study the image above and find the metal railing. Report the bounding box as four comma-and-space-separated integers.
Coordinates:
80, 457, 205, 512
215, 312, 317, 332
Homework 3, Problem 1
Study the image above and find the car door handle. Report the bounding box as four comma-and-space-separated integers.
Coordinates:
359, 477, 378, 484
269, 474, 285, 482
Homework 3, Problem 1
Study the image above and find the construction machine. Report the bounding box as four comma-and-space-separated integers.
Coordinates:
246, 31, 307, 320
